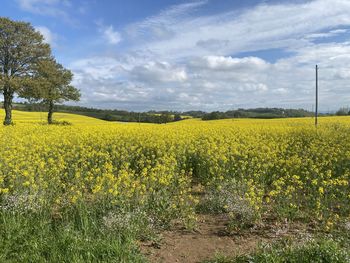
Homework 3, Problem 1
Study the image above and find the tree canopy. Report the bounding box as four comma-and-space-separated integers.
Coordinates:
0, 17, 51, 124
1, 17, 79, 125
21, 58, 80, 124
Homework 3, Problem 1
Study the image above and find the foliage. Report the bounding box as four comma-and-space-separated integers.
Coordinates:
20, 58, 80, 124
11, 102, 183, 123
336, 107, 350, 116
6, 103, 321, 123
0, 17, 51, 125
21, 59, 79, 103
203, 108, 314, 120
174, 114, 183, 121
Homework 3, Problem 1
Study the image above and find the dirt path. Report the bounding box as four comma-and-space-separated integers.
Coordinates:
141, 214, 308, 263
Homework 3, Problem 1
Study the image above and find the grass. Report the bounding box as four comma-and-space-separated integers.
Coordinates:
205, 238, 350, 263
0, 204, 146, 262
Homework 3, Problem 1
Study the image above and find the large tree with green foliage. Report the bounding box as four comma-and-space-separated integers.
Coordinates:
0, 17, 51, 125
21, 58, 80, 124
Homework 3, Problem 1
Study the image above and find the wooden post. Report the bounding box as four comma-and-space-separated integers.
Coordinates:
315, 65, 318, 127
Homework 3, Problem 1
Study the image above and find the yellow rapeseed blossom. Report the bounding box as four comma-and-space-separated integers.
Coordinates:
0, 111, 349, 223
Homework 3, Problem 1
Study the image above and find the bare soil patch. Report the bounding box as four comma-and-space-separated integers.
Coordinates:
141, 214, 311, 263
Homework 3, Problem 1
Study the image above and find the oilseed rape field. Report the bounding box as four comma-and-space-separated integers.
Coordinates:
0, 111, 349, 262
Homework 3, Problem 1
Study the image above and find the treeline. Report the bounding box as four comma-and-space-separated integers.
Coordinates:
202, 108, 314, 120
12, 102, 319, 123
11, 102, 191, 123
336, 107, 350, 116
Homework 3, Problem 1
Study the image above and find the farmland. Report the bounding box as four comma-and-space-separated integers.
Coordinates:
0, 111, 349, 262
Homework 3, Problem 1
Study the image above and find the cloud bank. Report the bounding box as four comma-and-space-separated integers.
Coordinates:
21, 0, 350, 111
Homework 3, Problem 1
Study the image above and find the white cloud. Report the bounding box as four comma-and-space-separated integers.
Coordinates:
15, 0, 78, 26
131, 61, 187, 83
17, 0, 72, 22
190, 56, 269, 71
35, 26, 56, 45
126, 1, 207, 40
305, 28, 348, 39
238, 83, 268, 92
70, 41, 350, 111
69, 0, 350, 111
96, 22, 122, 45
70, 57, 126, 81
127, 0, 350, 60
102, 25, 122, 44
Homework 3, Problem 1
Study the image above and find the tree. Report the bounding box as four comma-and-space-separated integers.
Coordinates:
336, 107, 349, 116
0, 17, 51, 125
174, 114, 182, 122
159, 113, 173, 124
21, 58, 80, 124
202, 111, 226, 120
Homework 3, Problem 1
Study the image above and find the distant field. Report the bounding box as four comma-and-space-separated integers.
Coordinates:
0, 112, 349, 262
0, 110, 107, 124
2, 109, 347, 125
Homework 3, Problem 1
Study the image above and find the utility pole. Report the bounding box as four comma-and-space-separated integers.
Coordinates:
315, 65, 318, 127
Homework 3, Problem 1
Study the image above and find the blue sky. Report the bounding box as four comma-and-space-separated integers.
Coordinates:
2, 0, 350, 111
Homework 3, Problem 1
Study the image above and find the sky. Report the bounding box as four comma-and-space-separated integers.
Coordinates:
1, 0, 350, 112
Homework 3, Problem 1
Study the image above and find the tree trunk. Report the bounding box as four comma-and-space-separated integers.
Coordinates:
48, 101, 54, 124
3, 88, 13, 126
